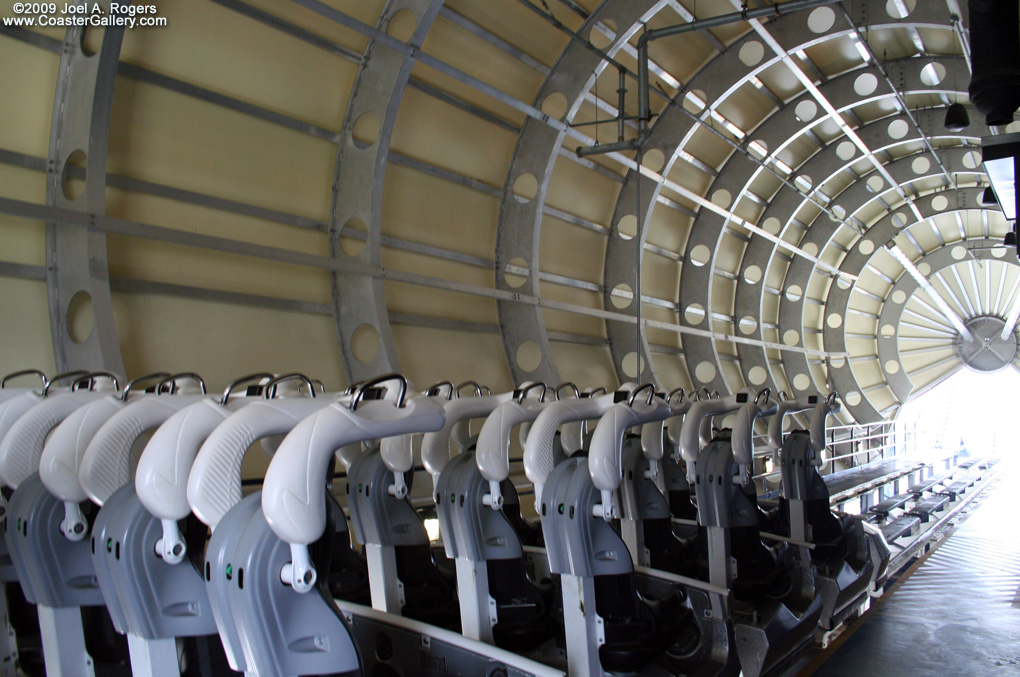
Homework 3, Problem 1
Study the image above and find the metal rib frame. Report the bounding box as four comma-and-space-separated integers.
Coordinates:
45, 7, 127, 377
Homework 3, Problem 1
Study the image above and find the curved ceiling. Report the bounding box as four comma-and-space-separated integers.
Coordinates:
1, 0, 1015, 425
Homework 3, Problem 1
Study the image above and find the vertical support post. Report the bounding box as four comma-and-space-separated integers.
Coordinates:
126, 635, 180, 677
364, 544, 403, 614
560, 574, 605, 677
455, 558, 494, 643
0, 584, 18, 677
36, 605, 95, 677
706, 526, 733, 621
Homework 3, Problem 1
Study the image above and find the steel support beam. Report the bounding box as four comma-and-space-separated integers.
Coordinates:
327, 0, 444, 384
45, 9, 126, 377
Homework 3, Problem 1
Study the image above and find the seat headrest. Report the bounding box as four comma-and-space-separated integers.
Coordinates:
0, 391, 104, 489
182, 397, 325, 529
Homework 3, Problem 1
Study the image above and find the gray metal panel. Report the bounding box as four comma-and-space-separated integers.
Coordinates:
329, 0, 444, 384
46, 16, 126, 377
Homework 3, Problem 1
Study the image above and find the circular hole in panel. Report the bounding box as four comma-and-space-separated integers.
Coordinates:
351, 324, 380, 364
695, 361, 716, 383
80, 28, 104, 57
386, 8, 418, 42
951, 245, 967, 260
911, 156, 931, 174
830, 355, 846, 368
807, 6, 836, 33
919, 62, 946, 87
504, 257, 530, 288
918, 262, 931, 275
611, 282, 633, 309
721, 415, 737, 429
866, 175, 885, 193
854, 73, 878, 96
749, 139, 768, 160
831, 205, 847, 219
891, 212, 908, 228
992, 246, 1007, 258
589, 19, 617, 49
352, 112, 381, 149
643, 148, 666, 173
845, 390, 862, 406
802, 241, 819, 257
763, 217, 781, 235
66, 290, 93, 344
339, 218, 368, 256
748, 366, 767, 386
793, 373, 812, 390
739, 40, 765, 67
795, 100, 818, 122
684, 89, 708, 114
881, 324, 896, 337
783, 330, 800, 346
711, 188, 732, 208
513, 173, 539, 203
690, 244, 712, 267
837, 275, 853, 290
684, 303, 706, 324
743, 265, 762, 285
739, 316, 758, 335
931, 194, 949, 211
786, 285, 804, 302
795, 174, 814, 192
887, 119, 909, 140
836, 141, 857, 161
885, 0, 915, 19
622, 352, 645, 378
516, 341, 543, 372
827, 313, 843, 329
962, 150, 982, 169
885, 360, 901, 374
891, 290, 907, 304
859, 239, 875, 255
62, 150, 87, 201
617, 214, 638, 240
540, 92, 568, 120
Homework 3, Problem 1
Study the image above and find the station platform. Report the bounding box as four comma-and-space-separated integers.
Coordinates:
802, 458, 1020, 675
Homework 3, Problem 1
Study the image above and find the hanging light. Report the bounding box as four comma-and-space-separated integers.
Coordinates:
944, 102, 971, 132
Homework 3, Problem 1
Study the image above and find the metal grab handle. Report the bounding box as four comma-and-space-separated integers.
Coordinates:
121, 372, 172, 401
351, 373, 407, 410
157, 372, 206, 395
2, 369, 47, 389
264, 373, 316, 399
41, 370, 89, 396
555, 382, 580, 400
425, 381, 453, 399
514, 381, 547, 403
666, 387, 686, 403
628, 382, 656, 407
455, 380, 484, 398
71, 371, 120, 392
220, 372, 274, 405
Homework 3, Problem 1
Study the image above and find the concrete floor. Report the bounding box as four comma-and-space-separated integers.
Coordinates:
805, 457, 1020, 676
